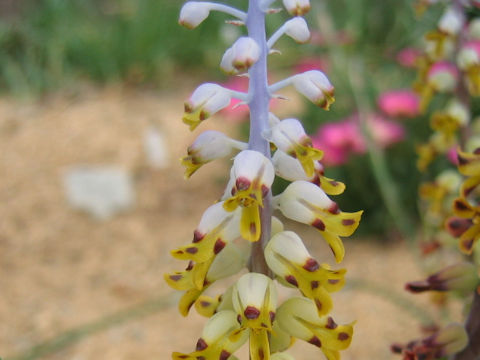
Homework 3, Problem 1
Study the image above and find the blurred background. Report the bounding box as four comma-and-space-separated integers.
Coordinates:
0, 0, 462, 359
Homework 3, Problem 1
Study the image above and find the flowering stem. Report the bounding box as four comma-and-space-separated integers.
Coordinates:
452, 291, 480, 360
246, 0, 272, 276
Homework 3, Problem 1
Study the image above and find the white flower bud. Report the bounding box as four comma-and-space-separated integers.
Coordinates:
292, 70, 335, 109
221, 37, 260, 73
179, 2, 211, 29
438, 6, 464, 35
284, 17, 311, 43
233, 150, 275, 190
183, 83, 232, 130
220, 47, 238, 74
265, 231, 311, 276
283, 0, 311, 16
265, 118, 308, 152
233, 37, 261, 71
276, 180, 335, 224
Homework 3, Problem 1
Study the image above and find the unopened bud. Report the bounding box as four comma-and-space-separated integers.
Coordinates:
283, 0, 311, 16
284, 17, 311, 43
183, 83, 232, 130
406, 262, 478, 294
292, 70, 335, 109
221, 37, 260, 74
182, 130, 246, 178
179, 2, 211, 29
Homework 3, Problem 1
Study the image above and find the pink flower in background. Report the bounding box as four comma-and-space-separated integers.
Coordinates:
294, 56, 329, 73
378, 90, 421, 118
311, 113, 405, 166
447, 146, 459, 165
367, 114, 405, 148
396, 48, 421, 68
312, 117, 366, 166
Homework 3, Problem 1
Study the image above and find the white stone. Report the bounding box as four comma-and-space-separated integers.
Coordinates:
64, 166, 135, 220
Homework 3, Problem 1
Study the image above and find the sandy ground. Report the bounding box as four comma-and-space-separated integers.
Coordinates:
0, 86, 459, 360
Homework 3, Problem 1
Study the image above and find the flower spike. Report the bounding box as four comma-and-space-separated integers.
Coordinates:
170, 1, 361, 358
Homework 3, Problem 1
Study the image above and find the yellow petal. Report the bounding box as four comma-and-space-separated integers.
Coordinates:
453, 198, 476, 218
250, 329, 270, 360
458, 149, 480, 176
179, 287, 205, 316
195, 294, 221, 317
320, 210, 363, 237
459, 223, 480, 255
319, 231, 345, 263
181, 156, 204, 179
319, 176, 345, 195
182, 108, 208, 131
240, 205, 261, 242
460, 176, 480, 198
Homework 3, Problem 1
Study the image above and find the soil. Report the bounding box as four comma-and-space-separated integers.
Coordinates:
0, 85, 459, 360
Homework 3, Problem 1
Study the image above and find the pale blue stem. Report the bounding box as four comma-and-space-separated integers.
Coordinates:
268, 75, 296, 94
246, 0, 272, 275
206, 2, 247, 21
267, 23, 288, 49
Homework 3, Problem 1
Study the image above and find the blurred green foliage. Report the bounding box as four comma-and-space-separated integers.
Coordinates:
0, 0, 234, 94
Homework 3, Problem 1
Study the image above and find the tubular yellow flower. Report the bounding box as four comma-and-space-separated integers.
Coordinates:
223, 150, 275, 242
265, 231, 345, 316
275, 181, 362, 263
183, 83, 232, 131
181, 130, 247, 178
171, 202, 241, 263
272, 150, 345, 195
265, 118, 324, 177
292, 71, 335, 110
276, 297, 354, 360
166, 241, 247, 316
172, 310, 249, 360
232, 273, 277, 360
